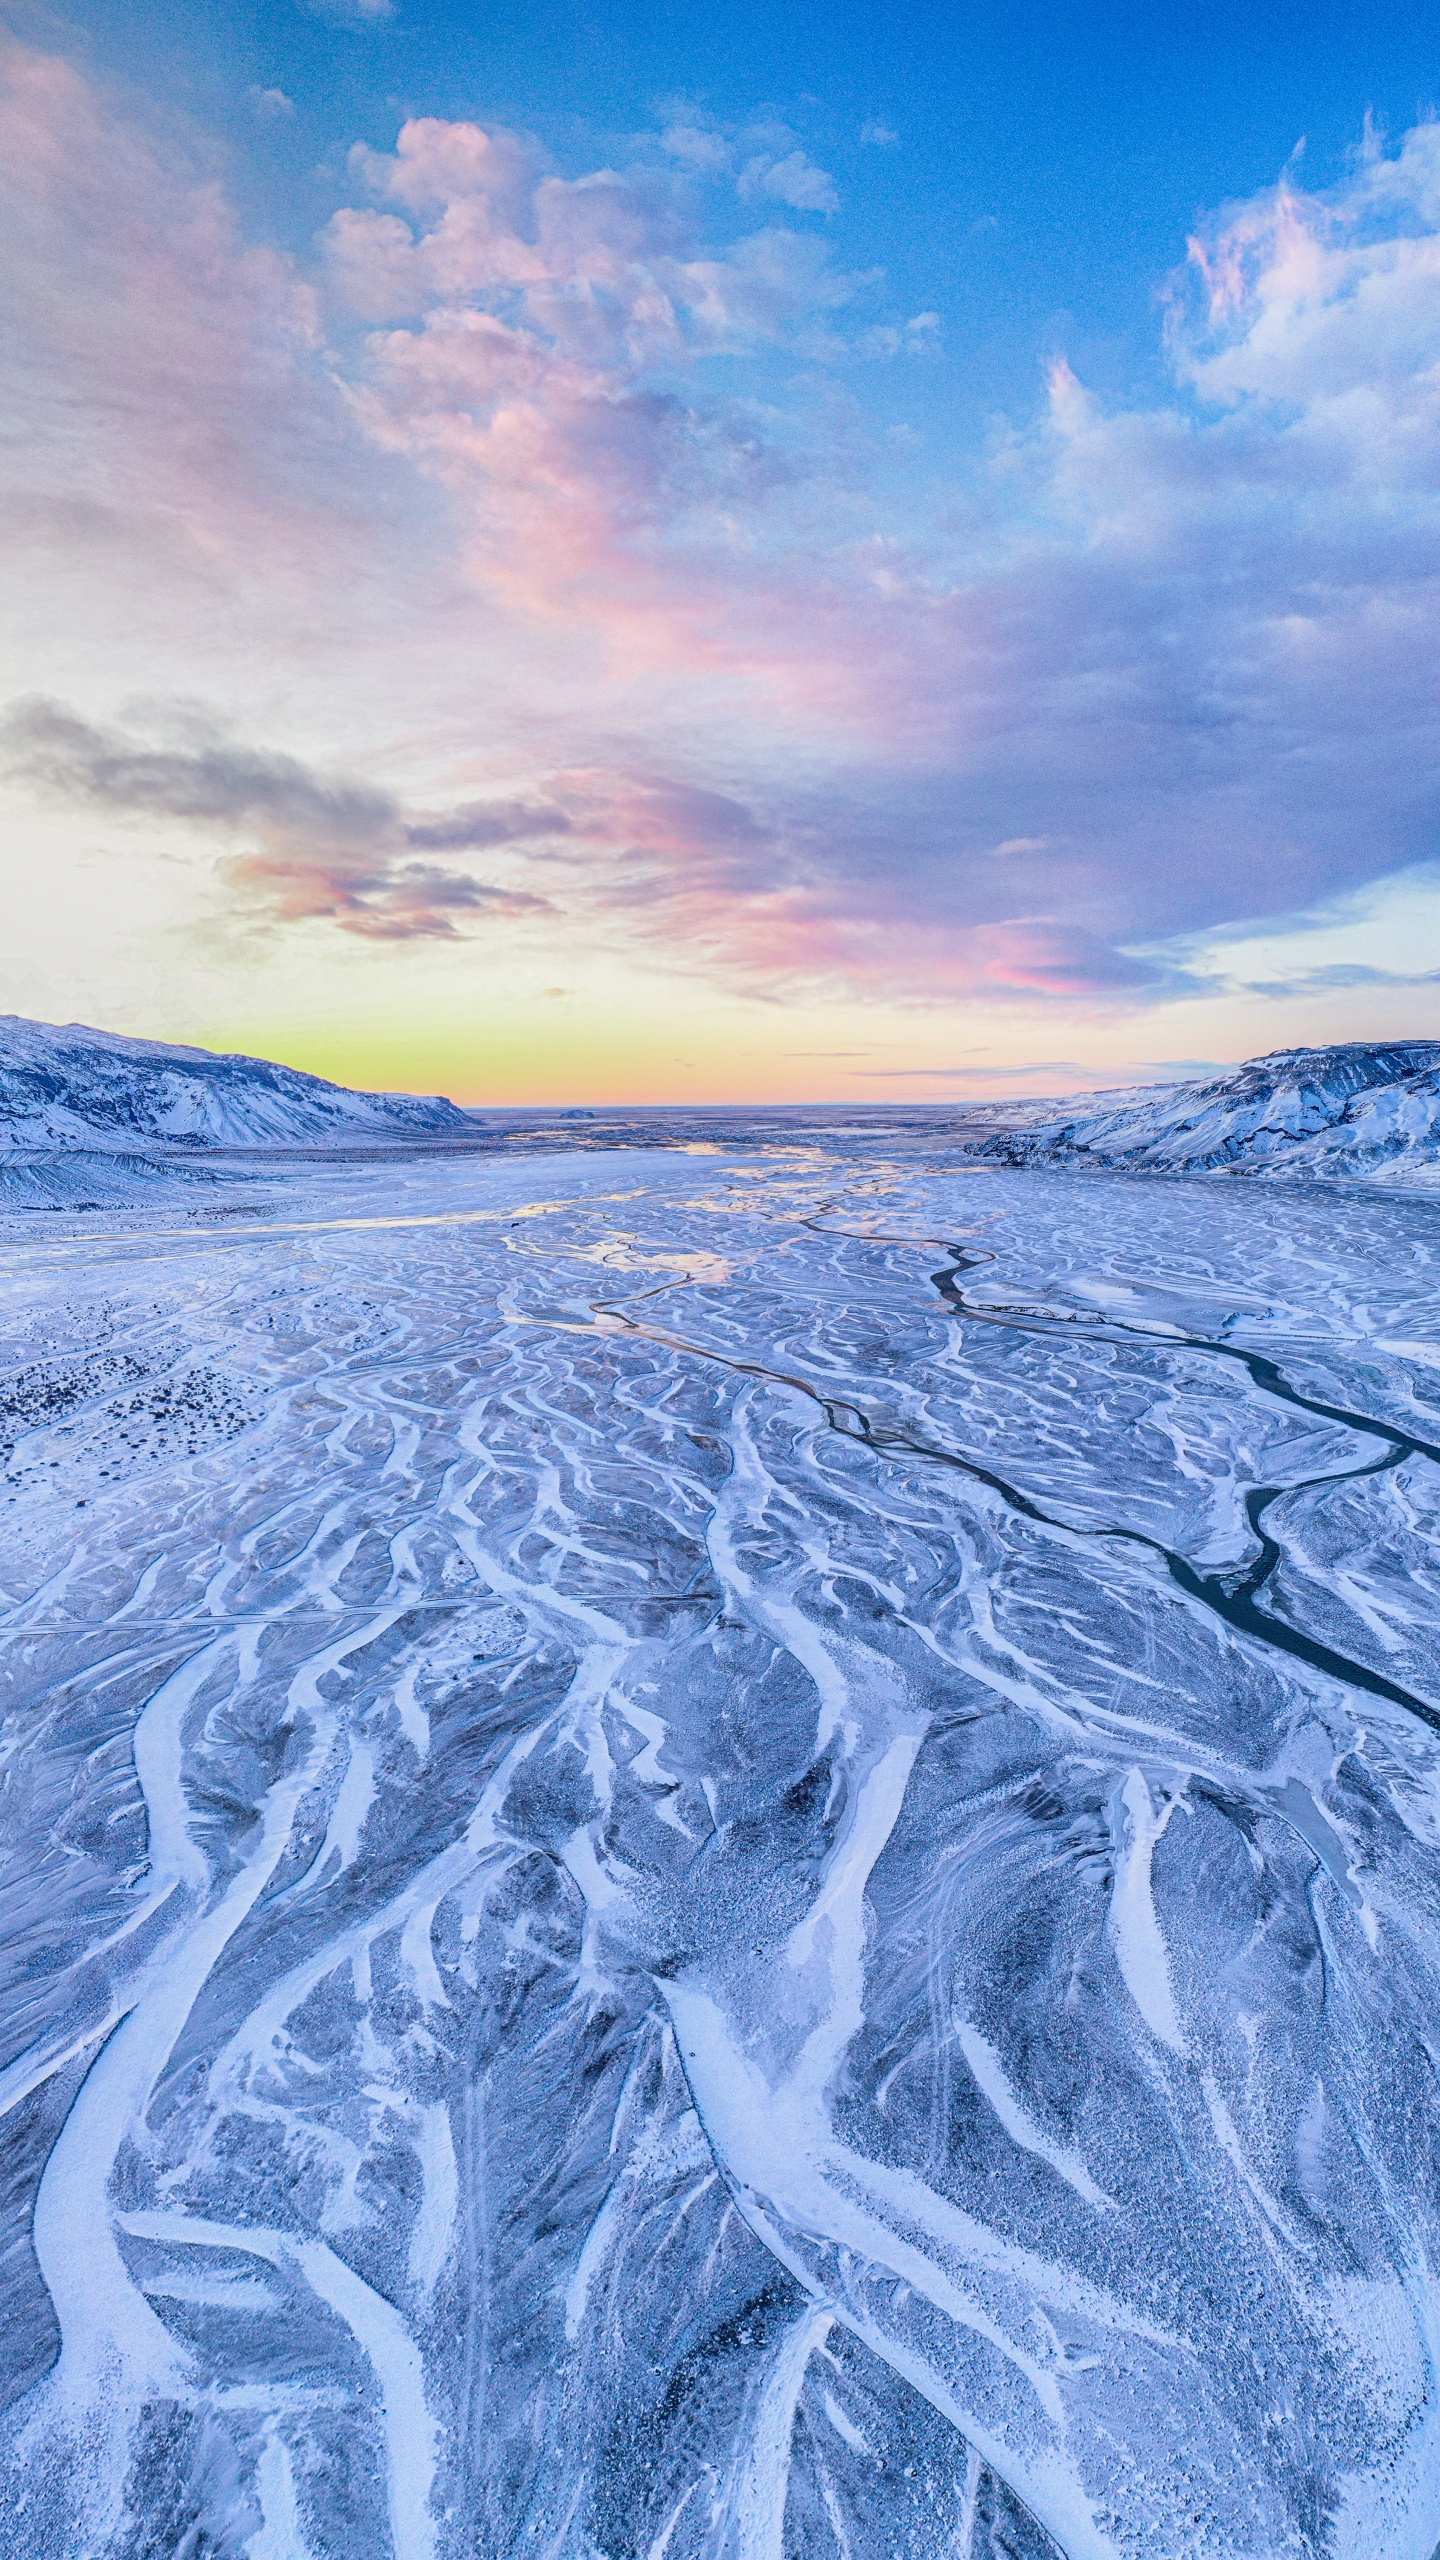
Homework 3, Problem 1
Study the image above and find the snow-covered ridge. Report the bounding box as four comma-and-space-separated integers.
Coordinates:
0, 1015, 468, 1154
963, 1041, 1440, 1180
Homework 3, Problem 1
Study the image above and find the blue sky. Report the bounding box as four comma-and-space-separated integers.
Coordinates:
44, 0, 1427, 432
3, 0, 1440, 1100
63, 0, 1440, 423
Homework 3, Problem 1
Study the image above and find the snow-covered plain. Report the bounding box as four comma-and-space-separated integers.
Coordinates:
3, 1129, 1440, 2558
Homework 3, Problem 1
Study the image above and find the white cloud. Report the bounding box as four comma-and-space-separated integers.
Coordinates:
301, 0, 392, 22
737, 149, 838, 215
323, 115, 866, 361
655, 110, 837, 217
659, 121, 731, 174
859, 310, 940, 359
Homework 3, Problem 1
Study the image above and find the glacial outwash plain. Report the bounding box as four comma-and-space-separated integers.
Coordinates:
6, 1020, 1440, 2560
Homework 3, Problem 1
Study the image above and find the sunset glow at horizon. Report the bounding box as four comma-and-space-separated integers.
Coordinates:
5, 1, 1440, 1105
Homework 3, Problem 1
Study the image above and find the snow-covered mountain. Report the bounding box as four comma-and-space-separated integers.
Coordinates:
962, 1041, 1440, 1180
0, 1016, 468, 1155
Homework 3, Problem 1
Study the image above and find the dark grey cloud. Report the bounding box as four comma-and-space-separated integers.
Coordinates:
2, 698, 555, 939
5, 697, 397, 838
405, 800, 572, 852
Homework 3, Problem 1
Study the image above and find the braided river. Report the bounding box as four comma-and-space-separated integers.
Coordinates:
2, 1131, 1440, 2558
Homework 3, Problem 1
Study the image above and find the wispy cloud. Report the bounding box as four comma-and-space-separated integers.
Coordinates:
1241, 965, 1440, 995
859, 1061, 1084, 1078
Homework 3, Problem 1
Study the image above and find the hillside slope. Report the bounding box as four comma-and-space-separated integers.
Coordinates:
0, 1016, 468, 1155
964, 1042, 1440, 1180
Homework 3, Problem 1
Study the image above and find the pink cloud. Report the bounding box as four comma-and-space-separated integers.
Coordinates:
325, 116, 857, 360
0, 36, 334, 567
312, 111, 909, 704
10, 43, 1440, 1018
295, 108, 1440, 1007
527, 770, 1191, 1006
220, 845, 543, 938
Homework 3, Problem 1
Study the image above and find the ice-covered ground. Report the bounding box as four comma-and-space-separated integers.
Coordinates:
3, 1134, 1440, 2558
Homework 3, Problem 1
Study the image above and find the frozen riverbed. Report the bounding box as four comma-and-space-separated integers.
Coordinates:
2, 1135, 1440, 2558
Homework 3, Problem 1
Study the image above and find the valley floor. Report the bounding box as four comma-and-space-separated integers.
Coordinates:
2, 1136, 1440, 2558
